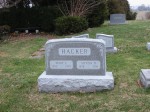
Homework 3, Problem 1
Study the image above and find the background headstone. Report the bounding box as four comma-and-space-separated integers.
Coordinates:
96, 33, 117, 53
25, 30, 29, 33
35, 30, 39, 33
146, 42, 150, 51
110, 14, 126, 25
140, 69, 150, 88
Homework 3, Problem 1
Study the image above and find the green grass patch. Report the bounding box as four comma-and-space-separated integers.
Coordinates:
1, 21, 150, 112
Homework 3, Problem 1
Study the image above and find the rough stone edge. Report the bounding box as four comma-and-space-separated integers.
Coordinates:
38, 71, 114, 93
140, 69, 150, 88
106, 47, 118, 53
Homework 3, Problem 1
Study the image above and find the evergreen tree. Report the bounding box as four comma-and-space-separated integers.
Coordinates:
107, 0, 136, 20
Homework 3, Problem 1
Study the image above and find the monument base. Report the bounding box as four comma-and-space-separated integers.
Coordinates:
106, 47, 118, 53
38, 71, 114, 93
109, 23, 127, 25
140, 69, 150, 88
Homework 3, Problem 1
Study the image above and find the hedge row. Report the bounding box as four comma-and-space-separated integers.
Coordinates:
0, 6, 62, 32
0, 4, 107, 35
55, 16, 88, 35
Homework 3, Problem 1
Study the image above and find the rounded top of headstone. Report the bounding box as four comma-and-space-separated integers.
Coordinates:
45, 38, 105, 45
96, 33, 114, 38
72, 34, 89, 38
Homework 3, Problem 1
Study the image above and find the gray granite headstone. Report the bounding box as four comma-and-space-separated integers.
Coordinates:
72, 34, 89, 38
96, 34, 117, 53
140, 69, 150, 88
38, 38, 114, 93
110, 14, 126, 25
45, 38, 106, 76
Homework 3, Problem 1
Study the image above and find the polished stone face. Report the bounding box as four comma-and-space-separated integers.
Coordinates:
45, 38, 106, 76
96, 34, 114, 48
110, 14, 126, 24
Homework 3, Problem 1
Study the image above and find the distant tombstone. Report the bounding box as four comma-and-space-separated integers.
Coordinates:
146, 42, 150, 51
25, 30, 29, 33
96, 33, 117, 53
110, 14, 126, 25
38, 38, 114, 93
140, 69, 150, 88
15, 31, 19, 34
35, 30, 39, 34
72, 34, 89, 38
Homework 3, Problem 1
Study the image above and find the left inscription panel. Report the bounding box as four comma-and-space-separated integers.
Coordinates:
50, 60, 73, 69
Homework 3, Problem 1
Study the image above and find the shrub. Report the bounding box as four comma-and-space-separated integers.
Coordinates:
127, 12, 137, 20
0, 25, 11, 41
55, 16, 88, 35
0, 6, 62, 32
0, 25, 11, 33
86, 1, 108, 28
146, 12, 150, 19
39, 6, 62, 32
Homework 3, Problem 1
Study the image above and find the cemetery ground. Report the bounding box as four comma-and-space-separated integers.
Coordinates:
1, 21, 150, 112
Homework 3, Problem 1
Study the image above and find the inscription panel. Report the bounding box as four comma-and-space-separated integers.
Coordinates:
50, 60, 73, 69
77, 61, 100, 69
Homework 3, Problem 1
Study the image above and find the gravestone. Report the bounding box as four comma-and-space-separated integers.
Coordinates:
25, 30, 29, 33
96, 34, 117, 53
140, 69, 150, 88
110, 14, 126, 25
146, 42, 150, 51
35, 30, 39, 33
15, 31, 19, 34
38, 38, 114, 93
72, 34, 89, 38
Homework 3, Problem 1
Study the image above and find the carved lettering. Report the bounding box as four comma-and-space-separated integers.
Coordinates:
59, 48, 91, 56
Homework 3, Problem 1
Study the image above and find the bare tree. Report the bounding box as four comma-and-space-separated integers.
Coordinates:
57, 0, 106, 17
0, 0, 22, 8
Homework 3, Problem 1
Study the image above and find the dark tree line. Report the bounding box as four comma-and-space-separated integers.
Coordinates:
1, 0, 134, 18
138, 5, 150, 11
0, 0, 136, 36
107, 0, 136, 20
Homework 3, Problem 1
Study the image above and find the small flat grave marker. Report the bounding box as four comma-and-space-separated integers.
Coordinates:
146, 42, 150, 51
140, 69, 150, 88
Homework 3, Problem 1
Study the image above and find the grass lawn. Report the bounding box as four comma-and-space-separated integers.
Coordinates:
1, 20, 150, 112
